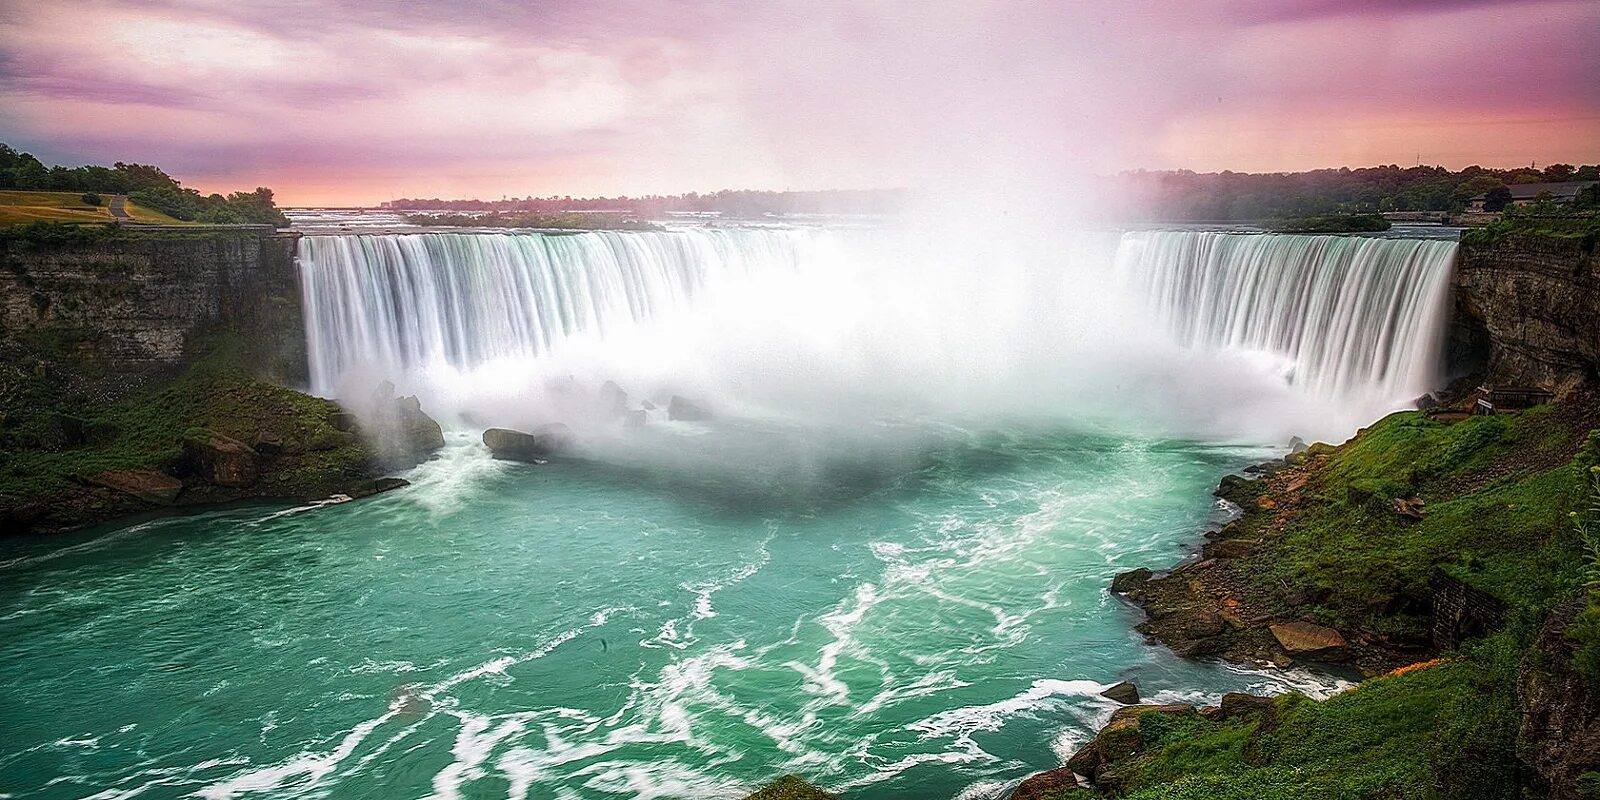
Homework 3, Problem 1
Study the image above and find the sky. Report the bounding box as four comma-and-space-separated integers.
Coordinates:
0, 0, 1596, 206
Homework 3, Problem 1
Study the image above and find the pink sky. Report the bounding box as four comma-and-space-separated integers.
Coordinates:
1, 0, 1596, 206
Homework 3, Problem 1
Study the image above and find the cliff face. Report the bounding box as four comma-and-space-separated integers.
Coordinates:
1452, 234, 1599, 394
0, 231, 305, 391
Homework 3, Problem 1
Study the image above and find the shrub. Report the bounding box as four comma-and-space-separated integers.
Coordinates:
81, 192, 102, 206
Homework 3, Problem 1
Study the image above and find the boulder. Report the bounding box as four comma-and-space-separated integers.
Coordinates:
1110, 568, 1153, 594
598, 381, 629, 417
1269, 621, 1348, 661
1009, 766, 1083, 800
182, 430, 260, 488
1204, 538, 1256, 559
1393, 496, 1426, 521
667, 395, 710, 421
88, 470, 183, 505
331, 411, 361, 432
1217, 692, 1275, 720
1065, 705, 1197, 786
483, 424, 574, 462
1414, 392, 1439, 410
1287, 435, 1308, 454
395, 395, 446, 453
1100, 681, 1140, 705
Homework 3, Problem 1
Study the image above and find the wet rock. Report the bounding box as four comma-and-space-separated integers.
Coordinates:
1204, 538, 1257, 559
1288, 435, 1308, 453
1269, 621, 1348, 661
346, 476, 410, 499
668, 395, 710, 421
331, 411, 361, 432
599, 381, 629, 418
182, 430, 260, 488
483, 424, 574, 462
395, 395, 446, 454
1064, 704, 1197, 787
1213, 473, 1259, 505
88, 470, 183, 505
1111, 568, 1153, 594
1100, 681, 1140, 705
1414, 392, 1439, 410
1009, 766, 1083, 800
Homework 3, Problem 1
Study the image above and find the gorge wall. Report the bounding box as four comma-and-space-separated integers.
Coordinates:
0, 230, 306, 391
1452, 233, 1599, 394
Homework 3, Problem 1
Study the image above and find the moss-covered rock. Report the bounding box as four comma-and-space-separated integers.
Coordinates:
742, 775, 837, 800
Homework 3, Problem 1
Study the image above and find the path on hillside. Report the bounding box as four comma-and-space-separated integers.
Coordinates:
107, 195, 129, 220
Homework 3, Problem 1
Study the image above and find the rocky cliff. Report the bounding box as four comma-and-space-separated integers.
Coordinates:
1452, 233, 1599, 394
0, 229, 306, 391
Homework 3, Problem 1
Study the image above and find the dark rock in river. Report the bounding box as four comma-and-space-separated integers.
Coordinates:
1100, 681, 1140, 705
598, 381, 628, 418
346, 476, 410, 499
483, 424, 574, 461
1110, 568, 1153, 594
668, 395, 710, 421
182, 429, 260, 488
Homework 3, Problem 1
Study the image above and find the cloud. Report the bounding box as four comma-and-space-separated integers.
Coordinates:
0, 0, 1594, 204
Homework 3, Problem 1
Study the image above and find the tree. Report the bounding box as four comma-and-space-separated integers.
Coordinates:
1483, 186, 1514, 212
1543, 164, 1576, 182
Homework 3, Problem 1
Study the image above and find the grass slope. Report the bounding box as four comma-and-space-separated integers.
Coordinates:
0, 190, 184, 226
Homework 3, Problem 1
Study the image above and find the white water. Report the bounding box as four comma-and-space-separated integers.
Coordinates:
297, 227, 1457, 442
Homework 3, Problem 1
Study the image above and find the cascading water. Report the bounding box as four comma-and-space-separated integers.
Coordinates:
299, 227, 1457, 437
1115, 230, 1457, 406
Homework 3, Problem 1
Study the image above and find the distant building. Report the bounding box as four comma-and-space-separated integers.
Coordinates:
1466, 181, 1598, 211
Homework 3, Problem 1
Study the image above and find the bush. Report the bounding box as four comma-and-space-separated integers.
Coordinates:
81, 192, 102, 206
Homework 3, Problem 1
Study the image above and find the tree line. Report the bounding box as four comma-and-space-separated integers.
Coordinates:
0, 144, 289, 227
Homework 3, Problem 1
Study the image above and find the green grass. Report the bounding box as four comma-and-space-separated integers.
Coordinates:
1107, 634, 1525, 800
0, 190, 185, 226
0, 334, 368, 502
1250, 409, 1591, 634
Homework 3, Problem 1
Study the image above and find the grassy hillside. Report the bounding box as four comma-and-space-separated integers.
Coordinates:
0, 190, 183, 226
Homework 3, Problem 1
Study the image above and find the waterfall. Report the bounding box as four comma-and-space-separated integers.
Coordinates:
298, 227, 1457, 433
1115, 231, 1457, 404
298, 229, 815, 394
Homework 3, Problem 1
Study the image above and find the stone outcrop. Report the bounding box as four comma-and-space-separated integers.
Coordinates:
87, 470, 183, 505
668, 395, 710, 421
182, 429, 261, 488
1518, 599, 1600, 800
1452, 234, 1599, 394
1100, 681, 1140, 705
1268, 621, 1348, 661
0, 230, 306, 393
1057, 705, 1198, 792
484, 424, 574, 462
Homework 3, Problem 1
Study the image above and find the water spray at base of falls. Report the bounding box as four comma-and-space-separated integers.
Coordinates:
297, 227, 1459, 445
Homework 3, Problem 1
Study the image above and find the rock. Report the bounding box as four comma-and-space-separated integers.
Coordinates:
1393, 496, 1426, 520
1413, 392, 1439, 409
1, 495, 50, 534
1288, 435, 1308, 453
483, 424, 574, 462
331, 411, 361, 432
1009, 766, 1083, 800
1100, 681, 1140, 705
598, 381, 628, 417
1217, 692, 1275, 720
1204, 538, 1256, 559
1269, 621, 1348, 661
346, 477, 410, 499
1110, 568, 1153, 594
624, 409, 647, 428
307, 428, 358, 452
667, 395, 710, 421
88, 470, 183, 505
395, 395, 446, 454
1213, 473, 1258, 505
253, 431, 284, 456
1168, 608, 1226, 639
181, 430, 260, 488
1518, 599, 1600, 800
741, 775, 837, 800
640, 400, 656, 411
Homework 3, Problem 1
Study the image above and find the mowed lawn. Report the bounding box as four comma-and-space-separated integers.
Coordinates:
0, 190, 184, 225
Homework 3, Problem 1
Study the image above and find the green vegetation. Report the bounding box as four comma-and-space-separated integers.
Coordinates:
405, 211, 662, 231
0, 190, 182, 226
1095, 635, 1524, 800
1459, 203, 1600, 252
1568, 463, 1600, 686
1125, 162, 1598, 221
741, 775, 838, 800
0, 333, 368, 504
1264, 213, 1391, 234
0, 144, 289, 227
1253, 409, 1592, 637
